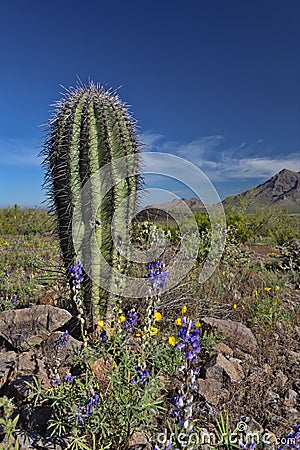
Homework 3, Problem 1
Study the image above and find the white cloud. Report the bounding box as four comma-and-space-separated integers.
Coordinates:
177, 135, 224, 162
142, 130, 300, 181
224, 155, 300, 178
140, 131, 164, 148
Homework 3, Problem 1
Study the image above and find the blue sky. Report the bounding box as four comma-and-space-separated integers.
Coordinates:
0, 0, 299, 207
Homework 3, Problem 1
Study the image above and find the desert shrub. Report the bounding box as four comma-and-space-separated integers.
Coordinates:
278, 239, 300, 272
247, 207, 299, 245
193, 211, 211, 232
224, 211, 252, 243
224, 206, 299, 245
0, 205, 51, 236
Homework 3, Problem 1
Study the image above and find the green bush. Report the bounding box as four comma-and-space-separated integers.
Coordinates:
0, 205, 51, 236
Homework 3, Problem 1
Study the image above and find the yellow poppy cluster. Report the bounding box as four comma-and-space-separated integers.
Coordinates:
153, 312, 162, 321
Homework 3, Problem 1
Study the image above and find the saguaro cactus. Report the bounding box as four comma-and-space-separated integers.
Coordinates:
42, 82, 142, 323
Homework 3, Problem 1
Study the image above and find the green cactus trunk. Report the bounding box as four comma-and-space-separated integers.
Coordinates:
42, 82, 142, 323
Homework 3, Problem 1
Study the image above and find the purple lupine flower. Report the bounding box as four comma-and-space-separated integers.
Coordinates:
63, 374, 75, 383
51, 377, 62, 387
239, 442, 257, 450
12, 294, 19, 306
278, 424, 300, 450
4, 269, 9, 276
132, 365, 150, 385
67, 260, 84, 290
122, 309, 138, 332
170, 312, 201, 431
77, 393, 101, 426
176, 320, 201, 363
170, 394, 184, 421
57, 330, 70, 345
99, 329, 107, 344
146, 261, 169, 290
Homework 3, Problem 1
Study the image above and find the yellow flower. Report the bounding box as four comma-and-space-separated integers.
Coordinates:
233, 303, 237, 309
119, 316, 126, 323
195, 321, 201, 327
241, 305, 245, 310
168, 336, 176, 346
222, 271, 226, 276
31, 273, 35, 279
264, 287, 271, 292
175, 317, 182, 326
253, 289, 258, 296
154, 312, 162, 321
97, 320, 104, 327
275, 285, 281, 291
136, 333, 142, 337
149, 326, 158, 336
181, 305, 187, 315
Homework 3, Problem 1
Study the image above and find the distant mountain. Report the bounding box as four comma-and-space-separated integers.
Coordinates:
223, 169, 300, 213
135, 198, 205, 223
147, 197, 205, 212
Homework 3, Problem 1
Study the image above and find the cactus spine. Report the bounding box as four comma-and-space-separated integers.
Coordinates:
42, 82, 142, 323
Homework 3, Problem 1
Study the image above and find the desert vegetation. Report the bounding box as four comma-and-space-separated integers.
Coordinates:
0, 83, 299, 450
0, 203, 299, 450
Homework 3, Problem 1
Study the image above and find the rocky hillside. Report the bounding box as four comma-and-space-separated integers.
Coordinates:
147, 197, 204, 212
224, 169, 300, 213
136, 197, 205, 223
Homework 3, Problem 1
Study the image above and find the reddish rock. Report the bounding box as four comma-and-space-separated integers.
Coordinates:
201, 317, 258, 354
206, 353, 244, 383
198, 378, 229, 406
214, 343, 234, 358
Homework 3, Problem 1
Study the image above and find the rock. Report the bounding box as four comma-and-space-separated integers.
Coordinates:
41, 331, 81, 373
264, 430, 277, 446
275, 370, 288, 388
198, 428, 215, 450
285, 408, 300, 423
206, 353, 244, 383
288, 350, 300, 362
0, 350, 17, 388
92, 358, 112, 390
39, 290, 57, 306
8, 351, 51, 400
201, 317, 258, 354
0, 306, 72, 351
198, 378, 229, 406
14, 430, 69, 449
284, 389, 298, 408
293, 379, 300, 394
20, 406, 53, 435
214, 342, 234, 358
262, 363, 272, 375
239, 416, 264, 433
128, 431, 151, 450
9, 375, 34, 400
270, 414, 289, 428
